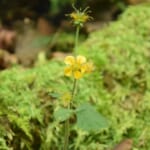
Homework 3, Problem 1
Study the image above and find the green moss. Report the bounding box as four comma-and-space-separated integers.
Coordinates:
78, 3, 150, 149
0, 4, 150, 150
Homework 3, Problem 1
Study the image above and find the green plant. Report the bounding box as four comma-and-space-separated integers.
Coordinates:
0, 3, 150, 150
54, 6, 108, 149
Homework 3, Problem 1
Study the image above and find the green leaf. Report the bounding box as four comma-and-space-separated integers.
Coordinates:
54, 107, 73, 122
76, 103, 108, 132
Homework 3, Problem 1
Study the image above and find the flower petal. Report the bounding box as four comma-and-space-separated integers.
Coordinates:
70, 12, 77, 20
81, 64, 87, 73
64, 56, 75, 65
74, 71, 83, 79
76, 55, 86, 64
64, 67, 72, 76
85, 62, 94, 73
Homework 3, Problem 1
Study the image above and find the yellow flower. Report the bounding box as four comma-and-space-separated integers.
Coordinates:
64, 55, 93, 79
61, 92, 72, 107
68, 6, 92, 27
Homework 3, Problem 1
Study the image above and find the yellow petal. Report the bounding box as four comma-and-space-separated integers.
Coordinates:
85, 62, 94, 73
64, 56, 75, 65
76, 55, 86, 64
82, 15, 89, 22
74, 71, 83, 79
64, 67, 72, 76
81, 64, 87, 73
70, 12, 77, 20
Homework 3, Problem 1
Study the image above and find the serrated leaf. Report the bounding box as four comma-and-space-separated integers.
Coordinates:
76, 103, 108, 132
54, 107, 73, 122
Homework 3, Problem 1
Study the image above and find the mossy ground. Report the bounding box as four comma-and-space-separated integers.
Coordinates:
0, 3, 150, 150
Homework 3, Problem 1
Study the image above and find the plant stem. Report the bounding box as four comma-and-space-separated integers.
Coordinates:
63, 79, 77, 150
74, 26, 80, 55
64, 118, 70, 150
71, 79, 77, 107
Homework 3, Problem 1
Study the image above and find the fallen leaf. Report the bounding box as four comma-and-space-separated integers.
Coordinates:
113, 139, 133, 150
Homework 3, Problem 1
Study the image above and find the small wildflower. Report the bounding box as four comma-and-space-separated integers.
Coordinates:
64, 55, 93, 79
68, 5, 92, 27
61, 92, 72, 107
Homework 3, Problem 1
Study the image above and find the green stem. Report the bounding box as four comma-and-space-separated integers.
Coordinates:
64, 118, 70, 150
63, 79, 77, 150
74, 26, 80, 55
71, 79, 77, 107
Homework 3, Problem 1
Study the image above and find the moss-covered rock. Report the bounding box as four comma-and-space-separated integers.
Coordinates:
78, 3, 150, 149
0, 3, 150, 150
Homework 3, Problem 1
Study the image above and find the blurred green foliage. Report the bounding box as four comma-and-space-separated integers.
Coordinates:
0, 3, 150, 150
111, 0, 127, 10
32, 32, 74, 52
50, 0, 71, 14
31, 32, 86, 53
